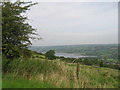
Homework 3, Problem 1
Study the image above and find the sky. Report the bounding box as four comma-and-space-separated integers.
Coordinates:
25, 1, 118, 46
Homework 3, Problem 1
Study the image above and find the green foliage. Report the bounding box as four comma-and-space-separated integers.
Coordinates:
3, 59, 119, 88
30, 44, 118, 59
99, 61, 104, 67
2, 1, 38, 59
45, 50, 56, 60
59, 57, 120, 70
2, 52, 119, 88
2, 56, 62, 75
3, 73, 55, 88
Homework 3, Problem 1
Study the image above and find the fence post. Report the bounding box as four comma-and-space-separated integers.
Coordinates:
76, 62, 79, 80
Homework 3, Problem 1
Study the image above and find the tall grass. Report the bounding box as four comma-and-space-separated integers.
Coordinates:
3, 56, 119, 88
3, 73, 55, 88
3, 57, 63, 77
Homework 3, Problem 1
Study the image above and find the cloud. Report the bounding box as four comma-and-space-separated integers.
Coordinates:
26, 2, 118, 46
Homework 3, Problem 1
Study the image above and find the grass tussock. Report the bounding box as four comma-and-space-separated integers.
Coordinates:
3, 56, 119, 88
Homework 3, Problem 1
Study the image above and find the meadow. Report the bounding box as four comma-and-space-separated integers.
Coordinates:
3, 52, 119, 88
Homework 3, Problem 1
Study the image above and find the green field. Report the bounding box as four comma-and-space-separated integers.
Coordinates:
3, 53, 119, 88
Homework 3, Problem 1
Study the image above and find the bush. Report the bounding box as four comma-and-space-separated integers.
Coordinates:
45, 50, 56, 60
99, 61, 104, 67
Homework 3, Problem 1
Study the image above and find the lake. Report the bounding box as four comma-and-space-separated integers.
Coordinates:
55, 53, 96, 58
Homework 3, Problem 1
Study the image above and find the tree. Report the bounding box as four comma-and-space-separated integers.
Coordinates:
45, 50, 56, 60
99, 61, 104, 67
2, 1, 39, 59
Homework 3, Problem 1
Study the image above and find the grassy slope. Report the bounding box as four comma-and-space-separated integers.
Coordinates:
3, 73, 55, 88
3, 54, 119, 88
67, 63, 118, 88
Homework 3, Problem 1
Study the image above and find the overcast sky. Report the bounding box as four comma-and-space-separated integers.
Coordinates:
25, 2, 118, 46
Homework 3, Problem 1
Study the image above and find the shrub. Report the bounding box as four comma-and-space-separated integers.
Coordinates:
45, 50, 56, 60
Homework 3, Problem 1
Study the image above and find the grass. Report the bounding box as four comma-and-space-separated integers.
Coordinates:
2, 54, 119, 88
3, 73, 55, 88
66, 63, 119, 88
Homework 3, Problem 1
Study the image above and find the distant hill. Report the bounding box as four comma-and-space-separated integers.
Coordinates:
29, 44, 118, 59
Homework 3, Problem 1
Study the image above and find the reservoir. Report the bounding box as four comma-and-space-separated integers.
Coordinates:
55, 53, 96, 58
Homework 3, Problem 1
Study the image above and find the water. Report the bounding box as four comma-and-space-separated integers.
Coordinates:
37, 51, 96, 58
55, 53, 96, 58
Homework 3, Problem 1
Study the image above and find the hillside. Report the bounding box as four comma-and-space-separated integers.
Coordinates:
3, 52, 119, 88
29, 44, 118, 59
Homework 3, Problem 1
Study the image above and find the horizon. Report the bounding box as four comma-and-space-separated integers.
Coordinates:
31, 43, 118, 47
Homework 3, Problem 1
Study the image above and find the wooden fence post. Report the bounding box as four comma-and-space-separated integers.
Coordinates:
76, 62, 79, 80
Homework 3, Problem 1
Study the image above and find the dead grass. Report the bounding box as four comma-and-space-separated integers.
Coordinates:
35, 61, 119, 88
